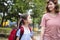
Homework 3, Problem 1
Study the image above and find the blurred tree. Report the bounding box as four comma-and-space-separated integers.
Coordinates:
0, 0, 33, 26
0, 0, 46, 27
0, 0, 8, 26
32, 0, 46, 24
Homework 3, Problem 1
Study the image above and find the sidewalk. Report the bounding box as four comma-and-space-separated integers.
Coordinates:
0, 32, 41, 40
34, 35, 40, 40
34, 32, 41, 40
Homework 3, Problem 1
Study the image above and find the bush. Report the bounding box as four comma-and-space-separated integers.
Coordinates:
0, 27, 12, 35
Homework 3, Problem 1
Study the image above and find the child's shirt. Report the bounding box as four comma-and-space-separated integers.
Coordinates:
16, 26, 33, 40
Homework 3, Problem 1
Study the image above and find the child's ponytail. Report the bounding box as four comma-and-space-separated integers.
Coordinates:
19, 14, 28, 28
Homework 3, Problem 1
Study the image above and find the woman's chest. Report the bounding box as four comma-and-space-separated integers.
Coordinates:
46, 17, 60, 27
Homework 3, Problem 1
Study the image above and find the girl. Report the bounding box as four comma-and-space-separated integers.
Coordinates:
16, 14, 35, 40
40, 0, 60, 40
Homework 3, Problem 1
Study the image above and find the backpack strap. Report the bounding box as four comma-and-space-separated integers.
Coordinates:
19, 26, 31, 40
19, 27, 24, 40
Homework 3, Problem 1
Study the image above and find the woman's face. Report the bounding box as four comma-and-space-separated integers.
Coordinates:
48, 1, 55, 11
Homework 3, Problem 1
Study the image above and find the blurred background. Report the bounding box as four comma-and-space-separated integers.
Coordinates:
0, 0, 60, 40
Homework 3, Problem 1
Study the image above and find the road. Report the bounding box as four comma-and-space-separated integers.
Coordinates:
34, 33, 40, 40
0, 32, 41, 40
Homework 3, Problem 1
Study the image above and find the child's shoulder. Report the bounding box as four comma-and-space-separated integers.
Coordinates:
17, 29, 20, 32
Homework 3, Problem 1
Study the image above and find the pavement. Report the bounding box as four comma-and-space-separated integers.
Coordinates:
33, 32, 41, 40
0, 32, 41, 40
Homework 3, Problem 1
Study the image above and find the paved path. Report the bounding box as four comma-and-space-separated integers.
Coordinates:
34, 35, 40, 40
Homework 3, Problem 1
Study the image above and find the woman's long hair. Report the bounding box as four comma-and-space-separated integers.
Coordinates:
46, 0, 59, 13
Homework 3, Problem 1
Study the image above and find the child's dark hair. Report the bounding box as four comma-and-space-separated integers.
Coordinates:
19, 14, 29, 28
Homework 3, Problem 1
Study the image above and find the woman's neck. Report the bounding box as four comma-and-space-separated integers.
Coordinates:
49, 10, 59, 17
50, 10, 56, 14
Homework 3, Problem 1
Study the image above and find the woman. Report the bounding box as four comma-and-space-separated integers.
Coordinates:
16, 14, 35, 40
40, 0, 60, 40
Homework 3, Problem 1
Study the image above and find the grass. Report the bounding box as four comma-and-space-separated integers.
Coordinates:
0, 37, 8, 40
0, 27, 12, 40
0, 27, 12, 34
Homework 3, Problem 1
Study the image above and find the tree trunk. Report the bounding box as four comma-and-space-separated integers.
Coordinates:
1, 12, 5, 27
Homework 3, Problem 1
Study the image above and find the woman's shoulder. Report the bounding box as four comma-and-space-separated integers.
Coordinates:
58, 12, 60, 14
42, 13, 49, 18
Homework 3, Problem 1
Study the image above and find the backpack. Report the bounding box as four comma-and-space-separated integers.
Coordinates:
8, 26, 31, 40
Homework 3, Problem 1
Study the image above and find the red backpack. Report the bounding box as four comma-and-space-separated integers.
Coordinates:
8, 26, 31, 40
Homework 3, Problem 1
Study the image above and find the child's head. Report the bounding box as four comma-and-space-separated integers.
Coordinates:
19, 14, 32, 26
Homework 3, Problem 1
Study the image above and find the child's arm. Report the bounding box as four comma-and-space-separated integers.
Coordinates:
16, 37, 20, 40
16, 29, 20, 40
30, 30, 36, 40
31, 36, 36, 40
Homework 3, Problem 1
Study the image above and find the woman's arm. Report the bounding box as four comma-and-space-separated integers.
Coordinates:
40, 26, 45, 40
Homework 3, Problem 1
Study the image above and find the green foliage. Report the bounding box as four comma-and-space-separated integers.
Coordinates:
32, 0, 46, 24
0, 0, 46, 24
0, 28, 12, 34
33, 0, 46, 18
